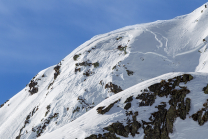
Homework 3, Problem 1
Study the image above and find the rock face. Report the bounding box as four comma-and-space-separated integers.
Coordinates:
86, 74, 195, 139
105, 82, 123, 94
97, 99, 120, 115
53, 65, 61, 80
192, 99, 208, 126
28, 80, 38, 95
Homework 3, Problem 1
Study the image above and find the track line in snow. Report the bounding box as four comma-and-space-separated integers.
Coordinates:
144, 28, 163, 48
175, 42, 205, 57
131, 51, 172, 63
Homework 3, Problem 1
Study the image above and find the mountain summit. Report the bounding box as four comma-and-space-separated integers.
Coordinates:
1, 3, 208, 139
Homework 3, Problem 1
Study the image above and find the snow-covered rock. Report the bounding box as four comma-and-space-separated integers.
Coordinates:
1, 2, 208, 139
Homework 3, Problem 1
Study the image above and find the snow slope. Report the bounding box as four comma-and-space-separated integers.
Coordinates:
0, 2, 208, 139
39, 72, 208, 139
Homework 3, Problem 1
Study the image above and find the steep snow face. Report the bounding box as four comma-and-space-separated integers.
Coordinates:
0, 3, 208, 139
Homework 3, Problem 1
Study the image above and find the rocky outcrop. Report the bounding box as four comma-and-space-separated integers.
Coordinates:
54, 65, 61, 80
0, 100, 9, 108
97, 99, 120, 115
87, 74, 195, 139
105, 82, 123, 94
28, 80, 38, 95
192, 99, 208, 126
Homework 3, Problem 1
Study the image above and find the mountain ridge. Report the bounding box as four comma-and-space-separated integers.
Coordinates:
1, 2, 208, 139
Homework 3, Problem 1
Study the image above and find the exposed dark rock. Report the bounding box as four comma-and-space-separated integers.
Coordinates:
191, 100, 208, 126
86, 111, 141, 139
45, 105, 51, 117
16, 135, 21, 139
28, 80, 38, 95
73, 106, 80, 113
16, 106, 39, 139
124, 96, 133, 103
126, 70, 134, 76
124, 103, 131, 110
73, 54, 81, 61
83, 69, 94, 77
182, 74, 193, 84
54, 65, 60, 72
136, 92, 155, 106
29, 80, 37, 89
54, 65, 61, 80
105, 82, 123, 94
86, 74, 194, 139
76, 61, 92, 67
75, 67, 81, 73
77, 96, 94, 111
92, 62, 99, 68
203, 84, 208, 94
34, 112, 59, 137
29, 87, 38, 95
0, 100, 9, 108
148, 83, 162, 94
48, 81, 54, 90
97, 99, 120, 114
140, 74, 193, 138
85, 134, 97, 139
117, 45, 127, 54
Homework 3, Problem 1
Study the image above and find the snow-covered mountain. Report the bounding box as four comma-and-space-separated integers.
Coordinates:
1, 3, 208, 139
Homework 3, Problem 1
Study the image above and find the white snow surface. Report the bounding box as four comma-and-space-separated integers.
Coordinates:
1, 2, 208, 139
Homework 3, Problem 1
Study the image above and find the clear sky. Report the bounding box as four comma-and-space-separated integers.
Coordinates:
0, 0, 207, 105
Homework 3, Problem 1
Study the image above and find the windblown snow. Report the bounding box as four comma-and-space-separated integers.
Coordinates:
1, 2, 208, 139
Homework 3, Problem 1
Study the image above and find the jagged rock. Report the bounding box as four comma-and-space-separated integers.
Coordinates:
166, 106, 176, 133
92, 62, 99, 68
54, 65, 60, 72
192, 99, 208, 126
148, 83, 161, 94
87, 74, 194, 139
105, 82, 123, 94
182, 74, 193, 83
126, 70, 134, 76
83, 70, 94, 77
73, 54, 80, 61
117, 45, 127, 54
140, 74, 193, 138
131, 120, 141, 136
124, 96, 133, 103
54, 65, 61, 79
75, 67, 81, 73
186, 98, 191, 113
29, 87, 38, 95
124, 103, 131, 110
136, 92, 155, 106
76, 61, 92, 67
29, 80, 37, 89
0, 100, 9, 108
28, 80, 39, 95
96, 99, 120, 114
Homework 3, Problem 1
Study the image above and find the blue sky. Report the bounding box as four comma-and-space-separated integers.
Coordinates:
0, 0, 207, 104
